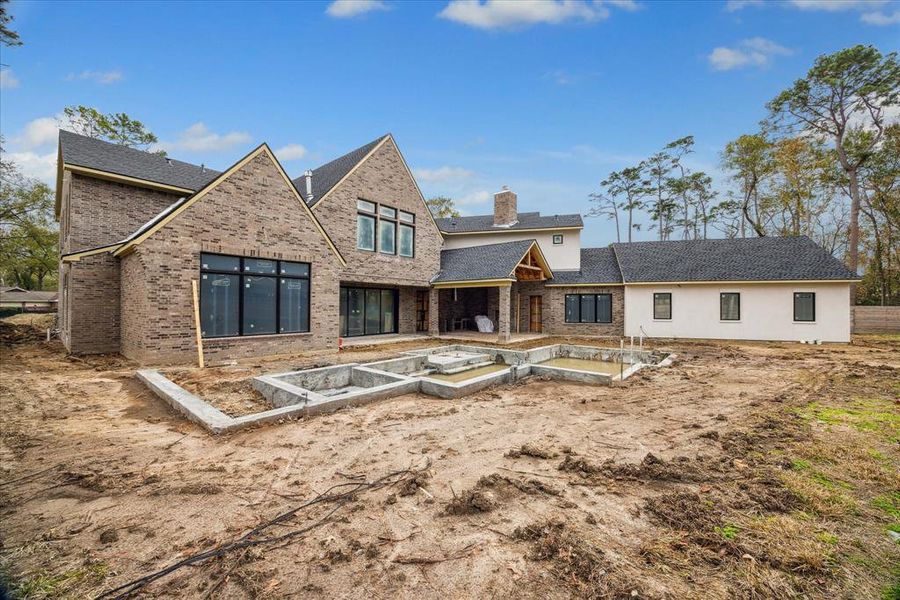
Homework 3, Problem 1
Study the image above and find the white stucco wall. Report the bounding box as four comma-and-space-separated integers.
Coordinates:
623, 282, 852, 342
441, 229, 582, 270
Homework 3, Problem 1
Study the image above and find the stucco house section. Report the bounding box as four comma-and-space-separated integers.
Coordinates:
613, 238, 857, 343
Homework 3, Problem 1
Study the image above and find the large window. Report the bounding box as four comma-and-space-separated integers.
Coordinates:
720, 293, 740, 321
564, 294, 613, 324
200, 253, 310, 338
355, 199, 415, 257
653, 293, 672, 320
340, 286, 398, 337
794, 292, 815, 322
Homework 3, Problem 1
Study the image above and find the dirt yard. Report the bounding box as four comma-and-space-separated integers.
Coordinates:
1, 320, 897, 599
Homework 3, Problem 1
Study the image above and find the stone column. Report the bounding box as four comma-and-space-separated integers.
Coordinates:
498, 285, 511, 343
428, 287, 440, 336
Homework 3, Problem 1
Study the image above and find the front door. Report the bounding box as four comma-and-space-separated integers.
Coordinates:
415, 290, 429, 332
529, 295, 542, 333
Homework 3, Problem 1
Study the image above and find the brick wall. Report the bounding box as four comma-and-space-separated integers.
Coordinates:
119, 151, 342, 365
508, 283, 624, 337
311, 138, 442, 288
59, 173, 185, 354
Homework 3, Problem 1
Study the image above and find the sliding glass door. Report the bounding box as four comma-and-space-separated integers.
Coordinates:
339, 286, 398, 337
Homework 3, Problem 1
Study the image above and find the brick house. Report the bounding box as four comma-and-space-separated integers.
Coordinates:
57, 130, 857, 364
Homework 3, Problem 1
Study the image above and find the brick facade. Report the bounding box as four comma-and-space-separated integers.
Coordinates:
493, 188, 517, 226
58, 174, 184, 354
312, 138, 442, 289
510, 283, 624, 338
119, 152, 342, 364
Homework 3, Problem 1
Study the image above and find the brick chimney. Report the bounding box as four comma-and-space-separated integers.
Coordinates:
493, 186, 517, 226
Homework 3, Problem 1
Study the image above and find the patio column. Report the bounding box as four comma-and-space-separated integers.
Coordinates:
498, 285, 511, 342
428, 287, 439, 336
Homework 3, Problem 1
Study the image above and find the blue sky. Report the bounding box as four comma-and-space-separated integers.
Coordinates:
1, 0, 897, 246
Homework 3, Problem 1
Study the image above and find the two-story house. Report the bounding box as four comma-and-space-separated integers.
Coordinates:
57, 130, 857, 365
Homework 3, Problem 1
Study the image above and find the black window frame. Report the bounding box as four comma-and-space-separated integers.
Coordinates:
720, 292, 740, 321
564, 293, 613, 324
552, 234, 564, 245
200, 253, 311, 339
339, 286, 399, 337
355, 198, 415, 258
793, 292, 816, 322
653, 292, 672, 320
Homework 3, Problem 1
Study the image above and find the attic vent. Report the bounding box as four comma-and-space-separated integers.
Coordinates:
165, 158, 172, 166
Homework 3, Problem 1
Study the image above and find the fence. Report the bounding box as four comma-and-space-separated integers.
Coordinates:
851, 306, 900, 334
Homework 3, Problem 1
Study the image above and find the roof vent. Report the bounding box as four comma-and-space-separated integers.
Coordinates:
303, 170, 314, 203
200, 163, 205, 172
165, 158, 172, 166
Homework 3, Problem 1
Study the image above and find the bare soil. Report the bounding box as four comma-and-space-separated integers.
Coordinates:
1, 320, 898, 599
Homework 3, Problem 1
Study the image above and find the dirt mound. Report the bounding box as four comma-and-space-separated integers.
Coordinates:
444, 473, 560, 515
0, 321, 45, 346
505, 443, 558, 459
513, 520, 639, 599
559, 452, 716, 482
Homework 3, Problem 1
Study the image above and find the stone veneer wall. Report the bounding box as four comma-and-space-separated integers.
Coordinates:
119, 152, 342, 364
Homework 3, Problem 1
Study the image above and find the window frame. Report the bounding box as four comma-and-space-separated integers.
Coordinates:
355, 198, 414, 258
564, 293, 613, 324
653, 292, 672, 320
720, 292, 740, 321
339, 286, 399, 337
552, 234, 563, 245
200, 253, 311, 339
793, 292, 816, 322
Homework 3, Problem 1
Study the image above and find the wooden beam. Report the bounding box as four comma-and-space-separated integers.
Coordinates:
191, 279, 205, 368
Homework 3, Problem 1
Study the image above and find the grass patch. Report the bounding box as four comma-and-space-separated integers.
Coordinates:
716, 523, 740, 540
12, 563, 108, 599
799, 398, 900, 443
873, 492, 900, 521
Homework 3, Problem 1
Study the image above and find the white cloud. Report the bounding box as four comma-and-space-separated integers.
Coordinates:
789, 0, 886, 11
861, 9, 900, 23
274, 143, 308, 161
544, 69, 576, 85
439, 0, 610, 30
606, 0, 640, 10
456, 190, 491, 205
708, 37, 792, 71
0, 69, 20, 89
326, 0, 389, 18
14, 116, 62, 150
65, 69, 123, 84
3, 151, 57, 184
414, 166, 475, 182
155, 123, 252, 153
724, 0, 763, 11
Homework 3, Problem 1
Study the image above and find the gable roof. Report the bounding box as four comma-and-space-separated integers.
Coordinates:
59, 130, 220, 192
611, 236, 858, 284
432, 239, 552, 285
436, 212, 583, 234
546, 248, 623, 286
106, 144, 345, 266
291, 134, 389, 208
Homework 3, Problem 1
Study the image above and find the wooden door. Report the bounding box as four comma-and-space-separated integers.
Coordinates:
415, 290, 429, 332
529, 295, 542, 333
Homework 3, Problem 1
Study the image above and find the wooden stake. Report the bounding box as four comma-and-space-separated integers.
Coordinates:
191, 279, 205, 368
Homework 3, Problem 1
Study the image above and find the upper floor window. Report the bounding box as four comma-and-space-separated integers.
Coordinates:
355, 199, 415, 257
794, 292, 815, 322
553, 234, 564, 245
720, 293, 740, 321
200, 253, 310, 338
653, 293, 672, 320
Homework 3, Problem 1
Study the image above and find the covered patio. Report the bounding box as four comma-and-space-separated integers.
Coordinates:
428, 240, 553, 343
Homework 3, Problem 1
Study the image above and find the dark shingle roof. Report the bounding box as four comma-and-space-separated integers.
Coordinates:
292, 135, 389, 207
432, 240, 535, 283
435, 212, 583, 233
59, 130, 220, 191
548, 248, 623, 285
611, 236, 858, 283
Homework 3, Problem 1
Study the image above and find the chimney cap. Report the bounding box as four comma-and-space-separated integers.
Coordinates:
303, 169, 313, 177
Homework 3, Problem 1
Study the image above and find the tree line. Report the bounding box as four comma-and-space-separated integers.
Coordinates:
588, 46, 899, 306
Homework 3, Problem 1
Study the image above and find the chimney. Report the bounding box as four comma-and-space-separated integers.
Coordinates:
303, 169, 313, 202
493, 186, 517, 226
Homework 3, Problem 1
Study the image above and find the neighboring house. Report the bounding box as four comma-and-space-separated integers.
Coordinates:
56, 130, 857, 364
0, 288, 59, 313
